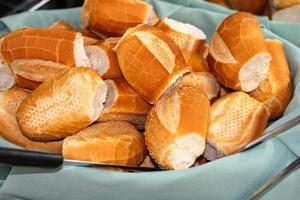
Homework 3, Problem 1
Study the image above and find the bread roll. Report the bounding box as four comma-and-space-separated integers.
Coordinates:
145, 84, 210, 169
85, 40, 122, 79
207, 12, 271, 92
0, 87, 62, 153
249, 39, 292, 120
81, 0, 159, 36
227, 0, 267, 14
0, 62, 15, 92
98, 78, 152, 129
15, 75, 40, 90
274, 0, 300, 9
63, 121, 145, 166
0, 28, 90, 67
115, 24, 190, 104
204, 92, 269, 160
178, 72, 220, 101
157, 18, 206, 53
17, 67, 107, 141
182, 50, 209, 72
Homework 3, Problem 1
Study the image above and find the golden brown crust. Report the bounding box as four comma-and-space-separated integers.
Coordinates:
0, 87, 62, 153
63, 121, 146, 165
81, 0, 159, 36
156, 18, 206, 53
16, 67, 107, 141
207, 12, 271, 92
249, 39, 292, 119
115, 24, 191, 104
182, 50, 209, 72
50, 20, 74, 30
204, 92, 269, 160
145, 84, 210, 169
0, 27, 90, 67
11, 59, 70, 82
15, 75, 40, 90
98, 78, 152, 128
178, 72, 220, 101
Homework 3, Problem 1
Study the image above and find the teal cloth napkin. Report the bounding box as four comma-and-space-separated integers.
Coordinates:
0, 1, 299, 200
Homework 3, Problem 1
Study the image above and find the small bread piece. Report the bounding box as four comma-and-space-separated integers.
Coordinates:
178, 72, 220, 101
0, 28, 90, 67
15, 75, 40, 90
0, 87, 62, 153
249, 39, 292, 120
50, 20, 74, 30
157, 18, 206, 53
85, 40, 122, 79
227, 0, 267, 14
0, 62, 15, 92
16, 67, 107, 141
98, 78, 152, 129
145, 84, 210, 169
204, 92, 269, 160
182, 50, 209, 72
207, 12, 271, 92
273, 5, 300, 23
63, 121, 145, 165
81, 0, 159, 36
274, 0, 300, 9
115, 24, 190, 104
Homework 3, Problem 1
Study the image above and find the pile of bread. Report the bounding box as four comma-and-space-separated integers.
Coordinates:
0, 0, 292, 170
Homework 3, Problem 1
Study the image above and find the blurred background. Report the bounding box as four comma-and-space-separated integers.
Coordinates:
0, 0, 83, 17
0, 0, 299, 22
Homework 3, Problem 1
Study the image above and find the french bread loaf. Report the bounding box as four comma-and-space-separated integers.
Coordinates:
204, 92, 269, 160
115, 24, 190, 104
249, 39, 292, 119
81, 0, 159, 36
145, 84, 210, 169
0, 27, 90, 67
98, 78, 152, 129
63, 121, 145, 165
156, 18, 206, 53
207, 12, 271, 92
85, 40, 122, 79
16, 67, 107, 141
0, 87, 62, 153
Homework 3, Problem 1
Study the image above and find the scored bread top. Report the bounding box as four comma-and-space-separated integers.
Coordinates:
0, 87, 62, 153
81, 0, 158, 36
145, 84, 210, 169
16, 67, 107, 140
63, 121, 145, 165
115, 24, 190, 103
0, 28, 90, 67
157, 17, 206, 53
207, 12, 271, 92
